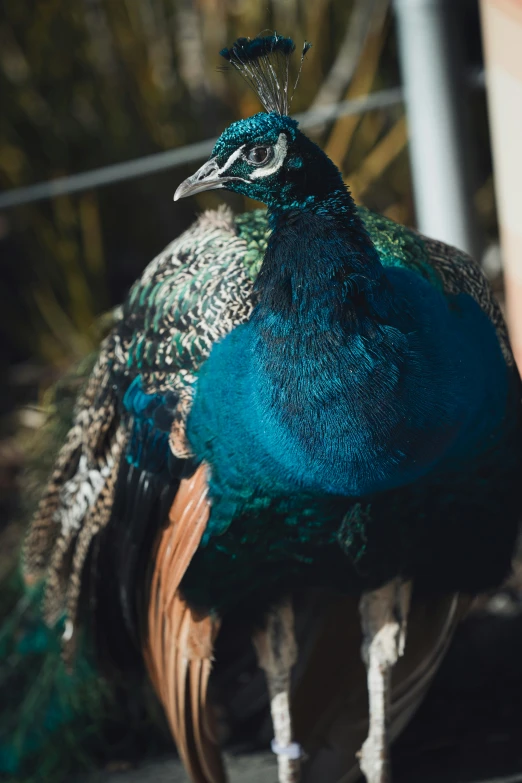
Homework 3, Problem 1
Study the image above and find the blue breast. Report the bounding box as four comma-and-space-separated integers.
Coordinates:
123, 376, 178, 473
187, 265, 512, 535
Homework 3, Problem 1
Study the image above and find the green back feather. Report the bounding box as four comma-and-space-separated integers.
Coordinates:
236, 206, 443, 289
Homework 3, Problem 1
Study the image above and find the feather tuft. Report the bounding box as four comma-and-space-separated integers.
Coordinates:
219, 33, 311, 115
219, 35, 296, 63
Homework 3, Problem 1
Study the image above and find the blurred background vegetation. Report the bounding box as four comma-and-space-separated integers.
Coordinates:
0, 1, 503, 778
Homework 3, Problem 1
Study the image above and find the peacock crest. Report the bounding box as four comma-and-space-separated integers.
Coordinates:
219, 34, 312, 115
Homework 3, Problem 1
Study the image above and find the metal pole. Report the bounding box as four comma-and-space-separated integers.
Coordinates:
394, 0, 478, 258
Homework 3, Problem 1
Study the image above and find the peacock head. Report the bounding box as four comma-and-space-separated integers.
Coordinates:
174, 35, 347, 213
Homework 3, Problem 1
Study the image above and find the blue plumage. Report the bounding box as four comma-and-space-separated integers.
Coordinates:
114, 108, 522, 615
173, 107, 521, 609
123, 376, 178, 473
184, 192, 521, 609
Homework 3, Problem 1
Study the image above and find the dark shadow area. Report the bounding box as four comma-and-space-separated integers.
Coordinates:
393, 603, 522, 782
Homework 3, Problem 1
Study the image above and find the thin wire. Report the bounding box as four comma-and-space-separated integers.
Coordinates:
0, 88, 405, 210
0, 138, 216, 210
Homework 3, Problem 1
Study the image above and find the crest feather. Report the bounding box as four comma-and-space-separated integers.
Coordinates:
220, 34, 311, 116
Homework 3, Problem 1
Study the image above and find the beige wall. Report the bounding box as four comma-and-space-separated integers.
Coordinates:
481, 0, 522, 369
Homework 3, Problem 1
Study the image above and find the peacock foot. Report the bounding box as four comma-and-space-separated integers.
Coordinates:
358, 578, 412, 783
253, 598, 302, 783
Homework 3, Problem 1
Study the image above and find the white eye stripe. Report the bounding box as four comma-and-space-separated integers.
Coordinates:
250, 133, 287, 180
217, 144, 247, 175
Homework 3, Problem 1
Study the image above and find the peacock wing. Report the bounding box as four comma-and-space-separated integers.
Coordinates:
22, 207, 266, 665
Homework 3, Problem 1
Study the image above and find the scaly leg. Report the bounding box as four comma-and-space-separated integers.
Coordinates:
358, 579, 412, 783
252, 599, 303, 783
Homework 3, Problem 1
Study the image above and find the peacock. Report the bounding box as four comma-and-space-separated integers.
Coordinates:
22, 34, 522, 783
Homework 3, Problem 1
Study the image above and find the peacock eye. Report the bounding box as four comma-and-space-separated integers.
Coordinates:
246, 146, 273, 166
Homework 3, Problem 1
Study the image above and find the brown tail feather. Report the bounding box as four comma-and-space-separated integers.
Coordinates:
145, 464, 226, 783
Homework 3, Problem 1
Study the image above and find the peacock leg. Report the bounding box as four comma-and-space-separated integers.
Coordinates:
358, 579, 412, 783
252, 599, 302, 783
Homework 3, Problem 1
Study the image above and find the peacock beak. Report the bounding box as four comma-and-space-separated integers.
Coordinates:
174, 158, 229, 201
